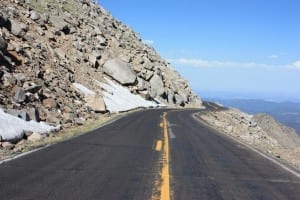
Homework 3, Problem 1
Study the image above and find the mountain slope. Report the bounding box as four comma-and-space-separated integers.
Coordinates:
0, 0, 201, 140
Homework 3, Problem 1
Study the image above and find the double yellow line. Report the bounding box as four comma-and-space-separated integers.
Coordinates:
160, 112, 170, 200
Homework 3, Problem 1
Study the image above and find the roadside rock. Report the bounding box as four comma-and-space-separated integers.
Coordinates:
149, 74, 164, 97
27, 132, 42, 142
85, 94, 106, 112
1, 141, 15, 150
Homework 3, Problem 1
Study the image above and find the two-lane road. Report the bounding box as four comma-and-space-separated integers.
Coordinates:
0, 109, 299, 199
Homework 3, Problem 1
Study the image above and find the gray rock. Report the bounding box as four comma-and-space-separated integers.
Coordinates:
103, 58, 136, 85
145, 70, 154, 81
46, 110, 61, 125
22, 31, 35, 42
13, 87, 26, 103
96, 35, 107, 45
62, 112, 75, 124
174, 94, 185, 106
30, 10, 40, 21
49, 15, 69, 33
167, 90, 175, 104
148, 89, 157, 99
92, 50, 101, 59
6, 109, 29, 121
137, 77, 147, 91
89, 54, 99, 68
27, 108, 40, 122
75, 117, 85, 125
0, 36, 7, 52
23, 82, 42, 93
40, 13, 49, 24
149, 74, 164, 97
13, 73, 26, 82
10, 19, 28, 37
2, 72, 16, 87
54, 48, 66, 59
178, 91, 188, 103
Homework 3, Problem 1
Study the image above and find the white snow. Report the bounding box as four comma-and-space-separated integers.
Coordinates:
0, 109, 59, 141
96, 78, 159, 112
73, 83, 96, 95
74, 79, 164, 113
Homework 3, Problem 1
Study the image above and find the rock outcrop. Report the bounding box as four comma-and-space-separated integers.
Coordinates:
0, 0, 202, 139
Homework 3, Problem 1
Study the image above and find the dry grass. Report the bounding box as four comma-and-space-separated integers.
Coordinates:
25, 0, 83, 16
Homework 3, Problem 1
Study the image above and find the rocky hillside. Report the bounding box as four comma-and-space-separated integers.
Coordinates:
197, 104, 300, 170
0, 0, 201, 131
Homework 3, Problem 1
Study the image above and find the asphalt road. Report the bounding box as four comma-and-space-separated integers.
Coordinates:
0, 109, 299, 200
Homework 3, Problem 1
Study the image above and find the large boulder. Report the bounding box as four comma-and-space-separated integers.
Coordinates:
149, 74, 164, 97
103, 58, 136, 85
85, 94, 106, 112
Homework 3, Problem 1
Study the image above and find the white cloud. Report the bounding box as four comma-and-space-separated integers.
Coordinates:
168, 58, 300, 71
168, 58, 270, 69
290, 60, 300, 69
143, 39, 154, 45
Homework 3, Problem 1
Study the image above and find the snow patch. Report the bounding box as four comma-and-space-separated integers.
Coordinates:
0, 109, 59, 141
73, 83, 96, 95
95, 78, 159, 112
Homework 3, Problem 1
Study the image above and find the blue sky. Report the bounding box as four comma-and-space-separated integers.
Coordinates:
98, 0, 300, 101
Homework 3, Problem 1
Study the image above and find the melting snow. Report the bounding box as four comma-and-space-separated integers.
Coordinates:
0, 109, 59, 141
96, 78, 160, 112
73, 83, 96, 95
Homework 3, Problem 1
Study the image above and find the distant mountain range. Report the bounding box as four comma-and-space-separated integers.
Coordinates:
203, 98, 300, 135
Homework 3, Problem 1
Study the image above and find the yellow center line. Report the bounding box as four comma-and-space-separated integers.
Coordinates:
159, 122, 163, 128
160, 112, 170, 200
155, 140, 163, 151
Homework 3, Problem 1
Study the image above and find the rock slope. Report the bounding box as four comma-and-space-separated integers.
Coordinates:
197, 105, 300, 170
0, 0, 202, 140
